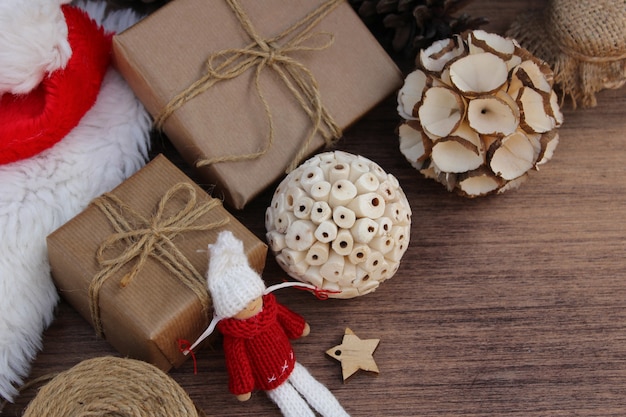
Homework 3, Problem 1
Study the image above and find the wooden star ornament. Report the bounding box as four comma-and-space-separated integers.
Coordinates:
326, 328, 380, 382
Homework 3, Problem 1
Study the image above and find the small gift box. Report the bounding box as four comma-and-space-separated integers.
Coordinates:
112, 0, 403, 209
47, 154, 267, 371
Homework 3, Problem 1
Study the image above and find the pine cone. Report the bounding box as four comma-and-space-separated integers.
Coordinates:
350, 0, 488, 60
103, 0, 169, 14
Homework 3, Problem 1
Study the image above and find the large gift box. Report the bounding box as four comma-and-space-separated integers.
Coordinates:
47, 154, 267, 371
112, 0, 403, 209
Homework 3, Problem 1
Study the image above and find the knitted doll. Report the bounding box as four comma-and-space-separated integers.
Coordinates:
193, 230, 350, 417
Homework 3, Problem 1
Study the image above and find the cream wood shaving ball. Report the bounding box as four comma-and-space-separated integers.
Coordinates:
265, 151, 411, 299
397, 30, 563, 197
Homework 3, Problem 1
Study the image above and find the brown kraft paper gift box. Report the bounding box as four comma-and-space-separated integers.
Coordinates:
112, 0, 404, 209
47, 154, 267, 371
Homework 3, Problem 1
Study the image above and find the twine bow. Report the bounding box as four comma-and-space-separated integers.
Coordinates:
154, 0, 343, 173
88, 182, 229, 338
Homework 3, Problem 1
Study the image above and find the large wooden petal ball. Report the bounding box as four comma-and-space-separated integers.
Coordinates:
398, 30, 563, 197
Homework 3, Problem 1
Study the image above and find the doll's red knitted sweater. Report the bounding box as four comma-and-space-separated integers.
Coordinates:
217, 293, 306, 395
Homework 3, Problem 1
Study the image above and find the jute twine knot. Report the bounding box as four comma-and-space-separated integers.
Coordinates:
89, 182, 229, 338
22, 356, 203, 417
154, 0, 344, 173
507, 0, 626, 108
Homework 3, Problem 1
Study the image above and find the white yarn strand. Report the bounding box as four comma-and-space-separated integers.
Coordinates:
264, 281, 318, 295
185, 315, 219, 353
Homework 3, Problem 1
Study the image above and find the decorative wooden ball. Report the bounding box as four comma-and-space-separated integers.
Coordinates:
397, 30, 563, 197
265, 151, 411, 298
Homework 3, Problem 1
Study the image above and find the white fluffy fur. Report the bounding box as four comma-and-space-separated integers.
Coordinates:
0, 2, 151, 401
0, 0, 73, 95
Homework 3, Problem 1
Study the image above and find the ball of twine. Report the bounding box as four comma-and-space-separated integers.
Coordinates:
22, 356, 202, 417
507, 0, 626, 108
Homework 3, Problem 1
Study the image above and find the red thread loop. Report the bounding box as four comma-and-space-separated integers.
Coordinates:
292, 284, 340, 300
177, 339, 198, 375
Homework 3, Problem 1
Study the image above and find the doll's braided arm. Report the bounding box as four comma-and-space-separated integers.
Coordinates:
223, 334, 255, 399
275, 301, 307, 339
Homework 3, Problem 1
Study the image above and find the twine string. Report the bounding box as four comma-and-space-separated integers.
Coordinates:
555, 46, 626, 64
153, 0, 343, 173
88, 182, 229, 338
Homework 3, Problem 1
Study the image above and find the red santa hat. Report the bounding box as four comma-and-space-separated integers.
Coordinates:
207, 231, 267, 319
0, 1, 112, 164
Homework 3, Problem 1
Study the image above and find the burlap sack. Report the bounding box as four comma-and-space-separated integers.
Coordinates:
507, 0, 626, 108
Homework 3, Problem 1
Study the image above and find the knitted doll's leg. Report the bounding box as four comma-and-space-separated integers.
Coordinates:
289, 362, 350, 417
266, 380, 316, 417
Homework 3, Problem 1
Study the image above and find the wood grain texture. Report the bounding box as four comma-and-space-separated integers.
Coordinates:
5, 1, 626, 415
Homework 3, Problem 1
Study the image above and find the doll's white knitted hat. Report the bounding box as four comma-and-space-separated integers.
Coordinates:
207, 231, 266, 319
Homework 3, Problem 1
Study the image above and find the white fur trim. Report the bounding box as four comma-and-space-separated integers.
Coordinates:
0, 6, 151, 401
0, 0, 72, 95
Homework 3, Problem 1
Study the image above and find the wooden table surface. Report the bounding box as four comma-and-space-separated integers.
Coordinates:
4, 1, 626, 415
